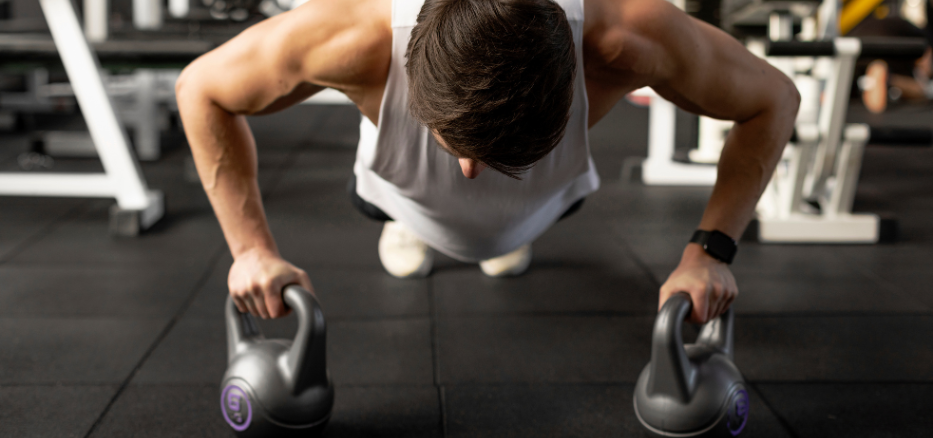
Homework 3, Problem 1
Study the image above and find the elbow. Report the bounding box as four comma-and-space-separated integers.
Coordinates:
779, 76, 801, 126
175, 63, 199, 108
175, 60, 216, 112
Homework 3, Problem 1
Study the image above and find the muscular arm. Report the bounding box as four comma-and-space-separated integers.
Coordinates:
587, 0, 799, 321
175, 0, 389, 317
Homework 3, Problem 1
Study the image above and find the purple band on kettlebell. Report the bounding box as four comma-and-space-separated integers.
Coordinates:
727, 389, 749, 436
221, 384, 253, 431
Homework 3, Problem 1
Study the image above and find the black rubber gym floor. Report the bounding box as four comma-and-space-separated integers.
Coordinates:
1, 101, 932, 437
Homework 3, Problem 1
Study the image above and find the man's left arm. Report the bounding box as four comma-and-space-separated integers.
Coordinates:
603, 0, 800, 322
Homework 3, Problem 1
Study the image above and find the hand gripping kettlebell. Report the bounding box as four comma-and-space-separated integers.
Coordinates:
220, 285, 335, 437
634, 292, 749, 437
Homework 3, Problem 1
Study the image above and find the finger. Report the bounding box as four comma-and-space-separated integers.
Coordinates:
298, 270, 314, 295
243, 294, 261, 317
253, 284, 271, 319
265, 281, 287, 319
691, 289, 710, 324
232, 294, 248, 314
658, 283, 676, 312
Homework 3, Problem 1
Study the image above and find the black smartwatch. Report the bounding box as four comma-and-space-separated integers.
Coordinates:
690, 230, 737, 264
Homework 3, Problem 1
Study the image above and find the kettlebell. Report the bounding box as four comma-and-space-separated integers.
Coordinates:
220, 285, 334, 437
633, 292, 749, 437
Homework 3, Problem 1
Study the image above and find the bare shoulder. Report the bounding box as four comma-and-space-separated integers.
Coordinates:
183, 0, 391, 114
270, 0, 392, 90
582, 0, 691, 82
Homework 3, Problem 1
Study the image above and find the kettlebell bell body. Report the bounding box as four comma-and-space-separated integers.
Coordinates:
221, 286, 334, 437
634, 292, 749, 437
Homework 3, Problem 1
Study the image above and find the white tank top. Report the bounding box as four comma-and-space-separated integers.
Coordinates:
354, 0, 600, 262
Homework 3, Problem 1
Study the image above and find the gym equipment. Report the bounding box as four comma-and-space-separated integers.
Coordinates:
622, 87, 719, 186
221, 285, 334, 437
634, 292, 748, 437
0, 0, 164, 236
751, 37, 932, 243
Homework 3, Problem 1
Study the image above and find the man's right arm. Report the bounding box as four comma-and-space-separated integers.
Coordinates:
175, 0, 390, 318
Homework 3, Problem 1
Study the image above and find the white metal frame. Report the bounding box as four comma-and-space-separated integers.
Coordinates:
0, 0, 163, 231
755, 38, 881, 243
635, 88, 718, 186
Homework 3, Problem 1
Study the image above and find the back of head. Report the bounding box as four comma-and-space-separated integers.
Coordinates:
406, 0, 576, 179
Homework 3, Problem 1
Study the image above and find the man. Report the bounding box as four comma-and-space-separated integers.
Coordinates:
176, 0, 799, 324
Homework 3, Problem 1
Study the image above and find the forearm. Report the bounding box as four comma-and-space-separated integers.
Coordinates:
697, 106, 796, 240
179, 93, 278, 259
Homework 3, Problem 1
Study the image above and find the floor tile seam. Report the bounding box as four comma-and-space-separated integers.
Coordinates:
0, 316, 188, 322
0, 383, 120, 388
731, 311, 933, 318
113, 383, 444, 389
747, 382, 801, 438
80, 245, 227, 438
427, 275, 448, 438
0, 200, 91, 266
860, 268, 933, 311
438, 382, 637, 388
432, 312, 660, 319
0, 260, 208, 272
747, 380, 933, 385
259, 120, 332, 202
606, 229, 665, 290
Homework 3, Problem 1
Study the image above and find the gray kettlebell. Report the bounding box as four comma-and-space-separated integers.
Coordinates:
634, 292, 749, 437
220, 285, 334, 437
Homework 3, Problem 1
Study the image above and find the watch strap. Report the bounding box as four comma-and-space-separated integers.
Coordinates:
690, 229, 737, 264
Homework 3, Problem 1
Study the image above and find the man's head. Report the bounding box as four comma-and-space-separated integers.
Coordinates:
406, 0, 576, 179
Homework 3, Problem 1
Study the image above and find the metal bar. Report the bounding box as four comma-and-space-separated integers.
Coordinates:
805, 37, 859, 201
828, 124, 870, 216
767, 37, 927, 58
133, 0, 163, 30
0, 174, 115, 197
84, 0, 108, 42
38, 0, 151, 209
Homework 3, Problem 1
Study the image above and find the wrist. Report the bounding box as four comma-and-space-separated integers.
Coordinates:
232, 243, 280, 261
681, 242, 721, 265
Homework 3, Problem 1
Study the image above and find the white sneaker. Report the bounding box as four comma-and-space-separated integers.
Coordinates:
378, 221, 433, 278
480, 244, 532, 277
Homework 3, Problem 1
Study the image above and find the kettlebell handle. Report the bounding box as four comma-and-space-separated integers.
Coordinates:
647, 292, 734, 402
282, 285, 328, 395
224, 285, 328, 395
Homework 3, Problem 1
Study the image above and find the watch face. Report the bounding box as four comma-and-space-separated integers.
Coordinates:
707, 231, 737, 263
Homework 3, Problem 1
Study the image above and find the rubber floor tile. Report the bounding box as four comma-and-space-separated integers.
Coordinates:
755, 383, 933, 437
734, 315, 933, 381
870, 268, 933, 310
614, 233, 686, 268
323, 386, 441, 438
433, 266, 657, 315
249, 105, 361, 150
88, 384, 230, 438
0, 197, 85, 260
0, 384, 117, 438
731, 270, 930, 314
0, 318, 166, 384
729, 244, 856, 276
436, 316, 654, 384
265, 179, 364, 223
0, 265, 205, 318
444, 384, 791, 438
530, 218, 643, 270
268, 218, 384, 269
136, 314, 434, 386
9, 202, 224, 269
327, 318, 434, 385
132, 317, 227, 385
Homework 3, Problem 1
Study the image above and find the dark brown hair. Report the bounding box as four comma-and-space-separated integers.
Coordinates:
406, 0, 576, 179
